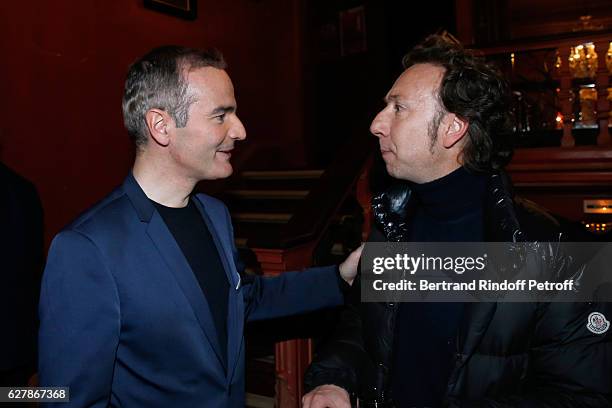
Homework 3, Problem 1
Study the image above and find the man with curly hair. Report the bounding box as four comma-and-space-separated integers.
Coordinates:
302, 34, 612, 407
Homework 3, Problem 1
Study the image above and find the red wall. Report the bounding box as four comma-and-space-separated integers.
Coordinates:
0, 0, 307, 246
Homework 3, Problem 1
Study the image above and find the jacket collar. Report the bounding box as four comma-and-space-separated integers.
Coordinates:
483, 172, 524, 242
372, 170, 525, 243
372, 170, 526, 380
122, 172, 156, 222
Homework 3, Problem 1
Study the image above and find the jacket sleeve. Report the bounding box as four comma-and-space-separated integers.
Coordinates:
241, 266, 344, 322
219, 204, 344, 321
447, 301, 612, 408
39, 230, 120, 408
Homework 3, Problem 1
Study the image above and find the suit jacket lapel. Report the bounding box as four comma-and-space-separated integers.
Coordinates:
122, 173, 227, 371
192, 198, 236, 288
146, 213, 227, 371
193, 196, 244, 383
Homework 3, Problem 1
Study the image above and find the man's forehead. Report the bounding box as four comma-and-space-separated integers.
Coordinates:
186, 67, 235, 102
387, 63, 444, 99
187, 66, 231, 87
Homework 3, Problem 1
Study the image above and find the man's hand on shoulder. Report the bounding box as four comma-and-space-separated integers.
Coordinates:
302, 384, 351, 408
339, 243, 364, 286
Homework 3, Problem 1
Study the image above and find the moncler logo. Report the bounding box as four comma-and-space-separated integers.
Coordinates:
586, 312, 610, 335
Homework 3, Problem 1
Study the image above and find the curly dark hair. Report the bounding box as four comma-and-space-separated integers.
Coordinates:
402, 33, 513, 171
122, 46, 227, 149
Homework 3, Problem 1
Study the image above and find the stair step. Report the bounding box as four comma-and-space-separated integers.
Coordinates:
253, 355, 275, 364
246, 393, 274, 408
231, 178, 320, 191
226, 189, 309, 199
226, 199, 304, 214
240, 170, 324, 180
231, 169, 325, 190
233, 223, 283, 240
232, 212, 292, 223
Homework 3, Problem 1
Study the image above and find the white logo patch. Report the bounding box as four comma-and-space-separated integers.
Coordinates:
586, 312, 610, 335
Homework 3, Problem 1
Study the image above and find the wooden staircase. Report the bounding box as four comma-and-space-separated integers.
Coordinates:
213, 135, 375, 408
220, 168, 367, 407
227, 170, 324, 250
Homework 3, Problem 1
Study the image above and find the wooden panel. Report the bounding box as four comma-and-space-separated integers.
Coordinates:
252, 244, 319, 408
507, 147, 612, 222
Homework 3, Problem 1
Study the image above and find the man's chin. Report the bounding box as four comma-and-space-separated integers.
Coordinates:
215, 165, 234, 180
198, 165, 233, 181
385, 163, 399, 178
385, 165, 413, 182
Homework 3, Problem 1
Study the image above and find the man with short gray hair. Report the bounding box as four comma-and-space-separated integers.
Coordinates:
39, 45, 362, 407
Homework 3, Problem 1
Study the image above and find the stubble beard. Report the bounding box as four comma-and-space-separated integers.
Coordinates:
427, 106, 445, 154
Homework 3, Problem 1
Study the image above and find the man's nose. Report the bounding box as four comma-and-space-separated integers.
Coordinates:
370, 110, 388, 139
230, 116, 247, 141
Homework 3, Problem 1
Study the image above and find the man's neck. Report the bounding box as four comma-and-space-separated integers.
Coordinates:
409, 166, 487, 221
132, 152, 195, 208
415, 161, 462, 185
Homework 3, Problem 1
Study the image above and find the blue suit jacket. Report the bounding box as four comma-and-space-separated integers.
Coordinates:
39, 174, 343, 407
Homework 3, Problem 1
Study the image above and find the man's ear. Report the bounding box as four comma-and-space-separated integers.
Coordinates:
144, 109, 173, 147
441, 113, 469, 148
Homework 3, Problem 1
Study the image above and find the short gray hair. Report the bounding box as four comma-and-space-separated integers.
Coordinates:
122, 46, 227, 148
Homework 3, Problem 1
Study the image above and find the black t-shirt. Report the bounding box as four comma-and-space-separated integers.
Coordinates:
153, 198, 229, 364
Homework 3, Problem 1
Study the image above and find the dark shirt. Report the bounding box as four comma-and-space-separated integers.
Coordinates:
153, 198, 230, 365
391, 167, 486, 408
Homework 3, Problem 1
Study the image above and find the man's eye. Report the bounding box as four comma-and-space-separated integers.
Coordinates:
215, 113, 226, 123
393, 104, 403, 113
